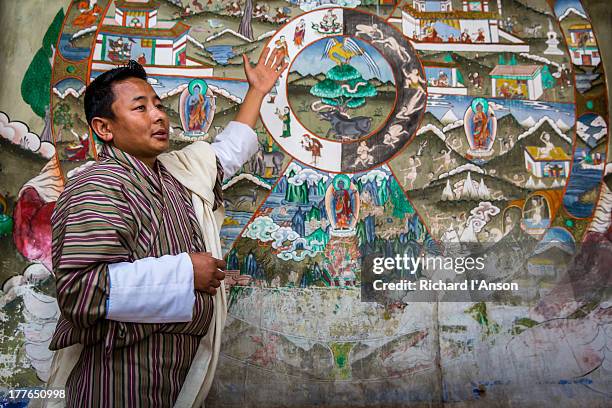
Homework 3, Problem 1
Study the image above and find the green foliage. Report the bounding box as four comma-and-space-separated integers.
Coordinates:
22, 49, 54, 118
22, 8, 65, 118
327, 64, 361, 81
311, 79, 343, 99
322, 97, 340, 106
346, 97, 366, 109
388, 178, 411, 220
53, 102, 73, 130
43, 9, 65, 57
310, 64, 378, 113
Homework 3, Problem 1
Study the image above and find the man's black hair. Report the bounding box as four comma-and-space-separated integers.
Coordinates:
84, 60, 147, 128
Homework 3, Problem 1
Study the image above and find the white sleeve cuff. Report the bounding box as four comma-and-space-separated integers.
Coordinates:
106, 253, 196, 323
211, 121, 259, 180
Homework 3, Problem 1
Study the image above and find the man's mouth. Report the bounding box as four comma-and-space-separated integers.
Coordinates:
152, 130, 168, 140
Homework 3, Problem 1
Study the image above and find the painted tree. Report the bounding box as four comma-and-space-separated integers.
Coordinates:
52, 102, 73, 140
310, 65, 377, 115
238, 0, 254, 40
388, 177, 412, 220
21, 9, 64, 118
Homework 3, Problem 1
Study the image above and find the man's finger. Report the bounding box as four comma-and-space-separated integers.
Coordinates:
275, 61, 289, 77
215, 258, 227, 269
206, 287, 217, 296
272, 55, 284, 70
214, 269, 226, 280
258, 46, 270, 66
210, 278, 221, 288
276, 59, 288, 73
266, 50, 280, 69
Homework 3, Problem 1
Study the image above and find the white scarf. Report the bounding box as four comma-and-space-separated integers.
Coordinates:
45, 141, 226, 408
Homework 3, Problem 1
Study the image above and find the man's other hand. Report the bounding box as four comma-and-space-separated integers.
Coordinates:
189, 252, 226, 295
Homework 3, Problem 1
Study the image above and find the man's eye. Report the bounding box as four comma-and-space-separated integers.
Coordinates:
156, 104, 165, 111
135, 106, 145, 111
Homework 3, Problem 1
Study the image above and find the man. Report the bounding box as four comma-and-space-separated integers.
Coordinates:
46, 50, 287, 407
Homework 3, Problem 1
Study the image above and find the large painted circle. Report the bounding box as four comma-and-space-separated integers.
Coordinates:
259, 7, 426, 173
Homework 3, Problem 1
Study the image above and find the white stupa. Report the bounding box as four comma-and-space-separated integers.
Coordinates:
544, 19, 564, 55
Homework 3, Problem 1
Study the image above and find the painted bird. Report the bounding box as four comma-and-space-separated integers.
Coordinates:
322, 37, 381, 77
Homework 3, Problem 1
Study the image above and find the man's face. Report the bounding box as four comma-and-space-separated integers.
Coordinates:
105, 77, 169, 166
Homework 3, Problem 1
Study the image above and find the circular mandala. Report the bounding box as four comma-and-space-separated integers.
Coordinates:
260, 7, 426, 173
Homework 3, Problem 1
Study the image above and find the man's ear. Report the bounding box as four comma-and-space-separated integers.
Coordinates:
91, 117, 114, 143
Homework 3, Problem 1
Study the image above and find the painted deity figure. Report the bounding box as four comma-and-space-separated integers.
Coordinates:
188, 84, 211, 133
333, 180, 353, 229
464, 98, 497, 157
472, 103, 490, 149
180, 80, 215, 137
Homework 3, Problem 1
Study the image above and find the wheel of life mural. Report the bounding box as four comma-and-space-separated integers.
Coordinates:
259, 7, 426, 173
2, 0, 611, 405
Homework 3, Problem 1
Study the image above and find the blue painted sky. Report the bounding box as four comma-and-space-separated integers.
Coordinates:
290, 36, 396, 84
427, 94, 575, 127
554, 0, 586, 17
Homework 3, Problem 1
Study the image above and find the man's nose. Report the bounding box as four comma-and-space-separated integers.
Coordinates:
152, 105, 167, 123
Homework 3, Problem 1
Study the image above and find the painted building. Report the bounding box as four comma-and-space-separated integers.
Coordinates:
490, 65, 544, 100
92, 0, 213, 76
412, 0, 453, 12
114, 0, 158, 28
524, 146, 571, 178
567, 24, 601, 66
424, 62, 468, 95
401, 0, 528, 52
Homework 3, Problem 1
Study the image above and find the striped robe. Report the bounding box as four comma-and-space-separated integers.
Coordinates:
49, 142, 224, 407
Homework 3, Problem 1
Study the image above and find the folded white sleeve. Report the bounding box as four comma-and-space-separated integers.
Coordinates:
211, 120, 259, 181
106, 253, 196, 323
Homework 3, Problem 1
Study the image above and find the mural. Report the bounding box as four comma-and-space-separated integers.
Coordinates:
1, 0, 611, 406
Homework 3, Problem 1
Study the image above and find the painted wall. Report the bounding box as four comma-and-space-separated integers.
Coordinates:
1, 0, 611, 406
